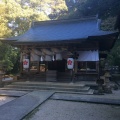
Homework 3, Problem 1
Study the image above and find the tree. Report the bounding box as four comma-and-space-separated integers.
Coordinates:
107, 39, 120, 66
64, 0, 120, 19
0, 0, 68, 73
0, 3, 12, 37
0, 42, 19, 72
114, 14, 120, 32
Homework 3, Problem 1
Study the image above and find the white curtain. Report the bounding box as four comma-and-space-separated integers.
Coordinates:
56, 53, 62, 60
30, 49, 40, 61
30, 52, 40, 61
77, 50, 99, 61
45, 55, 52, 61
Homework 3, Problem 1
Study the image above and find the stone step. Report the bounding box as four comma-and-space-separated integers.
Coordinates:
12, 81, 85, 85
0, 87, 34, 91
3, 84, 90, 92
0, 87, 90, 93
1, 82, 90, 93
57, 77, 71, 80
0, 88, 93, 95
10, 82, 85, 88
57, 78, 71, 81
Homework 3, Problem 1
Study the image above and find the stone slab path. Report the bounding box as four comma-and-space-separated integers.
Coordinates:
0, 90, 29, 97
0, 91, 54, 120
51, 91, 120, 105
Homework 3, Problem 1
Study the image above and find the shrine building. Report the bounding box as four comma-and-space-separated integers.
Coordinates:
1, 16, 119, 82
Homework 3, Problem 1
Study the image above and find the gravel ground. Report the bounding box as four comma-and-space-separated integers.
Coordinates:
23, 100, 120, 120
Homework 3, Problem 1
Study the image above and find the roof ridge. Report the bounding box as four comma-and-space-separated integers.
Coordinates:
32, 15, 97, 27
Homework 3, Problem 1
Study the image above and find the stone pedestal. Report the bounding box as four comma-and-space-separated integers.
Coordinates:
94, 78, 104, 95
104, 71, 112, 93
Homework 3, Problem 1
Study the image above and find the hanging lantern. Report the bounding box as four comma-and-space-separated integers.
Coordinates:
56, 53, 62, 60
20, 53, 22, 62
67, 58, 74, 69
45, 55, 52, 61
23, 59, 29, 69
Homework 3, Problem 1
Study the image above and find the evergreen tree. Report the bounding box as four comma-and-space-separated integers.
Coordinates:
0, 0, 68, 73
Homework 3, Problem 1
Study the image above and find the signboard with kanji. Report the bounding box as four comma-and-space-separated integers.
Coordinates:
23, 59, 29, 69
67, 58, 74, 69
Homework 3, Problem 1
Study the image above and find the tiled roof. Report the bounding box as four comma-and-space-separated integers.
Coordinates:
1, 16, 119, 44
1, 17, 118, 50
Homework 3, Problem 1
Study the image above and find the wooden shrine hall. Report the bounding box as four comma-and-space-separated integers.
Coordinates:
1, 16, 119, 82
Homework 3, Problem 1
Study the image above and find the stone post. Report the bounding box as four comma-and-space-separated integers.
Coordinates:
104, 70, 112, 93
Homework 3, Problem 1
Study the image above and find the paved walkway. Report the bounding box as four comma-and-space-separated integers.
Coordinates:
0, 91, 54, 120
52, 90, 120, 105
0, 90, 28, 97
23, 99, 120, 120
0, 87, 120, 119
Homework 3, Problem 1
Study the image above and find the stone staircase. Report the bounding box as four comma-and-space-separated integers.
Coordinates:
33, 73, 46, 81
57, 72, 71, 82
0, 82, 93, 94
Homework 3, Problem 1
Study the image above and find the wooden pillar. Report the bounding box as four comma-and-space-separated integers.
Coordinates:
86, 62, 87, 73
20, 50, 23, 73
28, 51, 30, 72
74, 60, 78, 74
96, 61, 99, 78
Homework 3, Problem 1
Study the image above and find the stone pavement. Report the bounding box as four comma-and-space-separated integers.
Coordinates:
24, 90, 120, 120
0, 90, 28, 97
0, 88, 120, 120
23, 99, 120, 120
52, 90, 120, 105
0, 91, 54, 120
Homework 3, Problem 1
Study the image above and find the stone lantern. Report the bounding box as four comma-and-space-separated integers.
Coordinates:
104, 70, 112, 93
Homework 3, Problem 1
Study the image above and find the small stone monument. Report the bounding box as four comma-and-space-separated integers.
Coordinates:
104, 70, 112, 93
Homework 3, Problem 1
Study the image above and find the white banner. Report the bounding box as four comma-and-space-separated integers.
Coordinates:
77, 50, 99, 61
23, 59, 29, 69
67, 58, 74, 69
56, 53, 62, 60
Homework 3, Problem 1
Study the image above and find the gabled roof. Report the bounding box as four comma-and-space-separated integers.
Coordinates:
1, 16, 118, 42
0, 16, 119, 51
